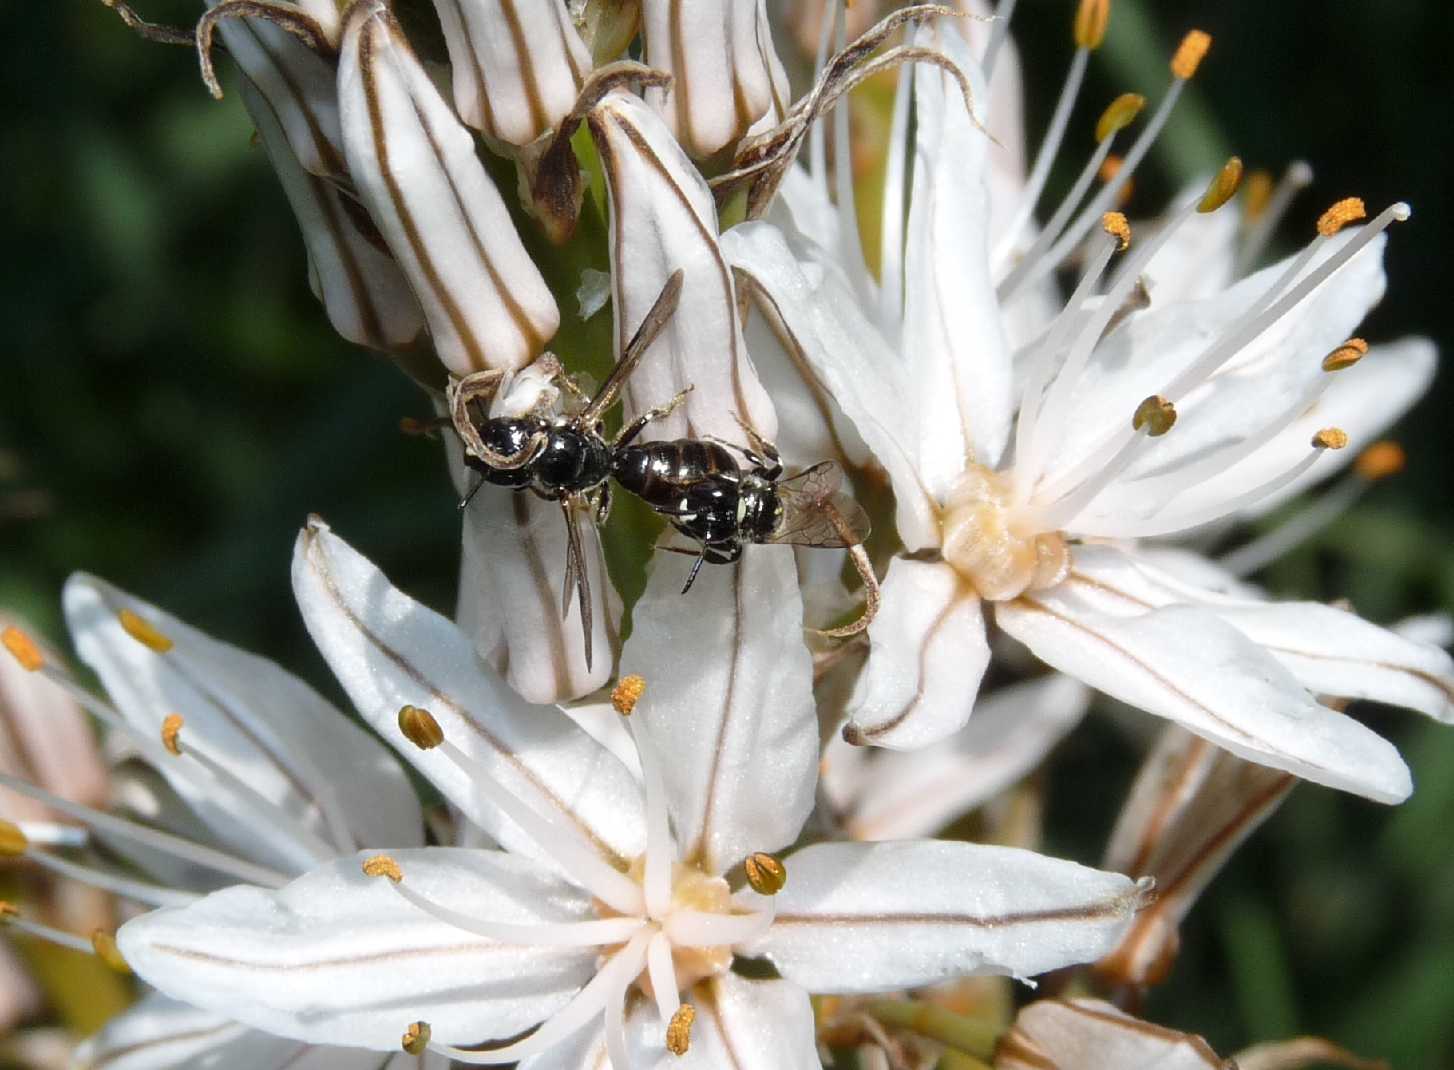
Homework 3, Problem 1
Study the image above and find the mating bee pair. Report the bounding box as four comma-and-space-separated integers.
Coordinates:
445, 271, 871, 669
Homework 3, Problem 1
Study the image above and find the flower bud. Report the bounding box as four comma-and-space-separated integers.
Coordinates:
242, 81, 424, 353
432, 0, 592, 147
642, 0, 785, 158
338, 1, 559, 376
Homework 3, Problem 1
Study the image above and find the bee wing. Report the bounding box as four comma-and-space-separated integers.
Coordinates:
559, 500, 594, 672
580, 269, 685, 426
764, 462, 871, 548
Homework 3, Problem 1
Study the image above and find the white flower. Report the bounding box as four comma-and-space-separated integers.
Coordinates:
726, 13, 1453, 803
115, 519, 1151, 1066
0, 577, 430, 1069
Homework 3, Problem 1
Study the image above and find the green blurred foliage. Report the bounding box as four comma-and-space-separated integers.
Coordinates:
0, 0, 1451, 1064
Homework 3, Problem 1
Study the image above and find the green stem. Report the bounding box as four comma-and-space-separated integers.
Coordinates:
865, 1000, 1001, 1060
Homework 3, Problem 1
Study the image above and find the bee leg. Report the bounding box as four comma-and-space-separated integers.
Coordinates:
458, 475, 487, 512
612, 385, 695, 448
593, 483, 613, 525
731, 414, 783, 479
447, 369, 507, 459
680, 549, 708, 595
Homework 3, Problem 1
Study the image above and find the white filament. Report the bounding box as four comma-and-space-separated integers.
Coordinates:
994, 46, 1090, 269
665, 905, 775, 948
14, 822, 86, 848
646, 930, 682, 1027
1235, 160, 1314, 276
387, 878, 643, 948
4, 914, 93, 955
981, 0, 1019, 81
878, 62, 913, 333
1034, 425, 1154, 531
626, 716, 674, 920
21, 847, 197, 908
1219, 473, 1367, 577
0, 772, 288, 888
434, 930, 651, 1065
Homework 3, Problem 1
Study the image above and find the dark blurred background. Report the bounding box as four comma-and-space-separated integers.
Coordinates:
2, 0, 1451, 1065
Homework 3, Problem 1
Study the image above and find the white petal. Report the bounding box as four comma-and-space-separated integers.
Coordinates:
589, 91, 776, 445
642, 0, 778, 158
622, 545, 816, 875
998, 999, 1225, 1070
459, 484, 620, 703
242, 81, 424, 352
0, 614, 107, 824
1238, 336, 1437, 516
64, 573, 423, 872
1076, 546, 1454, 723
994, 563, 1413, 803
901, 20, 1014, 480
338, 1, 558, 376
628, 974, 821, 1069
434, 0, 590, 145
844, 558, 990, 750
210, 9, 343, 177
118, 849, 596, 1050
1136, 179, 1241, 304
723, 220, 939, 549
292, 520, 646, 870
740, 840, 1148, 992
846, 675, 1088, 840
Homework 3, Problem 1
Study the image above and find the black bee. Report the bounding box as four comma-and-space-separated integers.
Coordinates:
447, 270, 688, 670
613, 425, 872, 593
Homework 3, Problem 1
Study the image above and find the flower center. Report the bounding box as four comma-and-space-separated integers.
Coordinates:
939, 464, 1069, 602
605, 859, 736, 998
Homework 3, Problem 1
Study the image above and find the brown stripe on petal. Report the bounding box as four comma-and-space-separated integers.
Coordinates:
304, 529, 623, 864
1117, 735, 1213, 878
512, 493, 573, 697
1057, 1002, 1224, 1065
856, 589, 971, 741
306, 170, 388, 346
687, 562, 745, 869
500, 0, 550, 142
152, 936, 575, 972
771, 898, 1142, 930
446, 0, 493, 135
605, 116, 755, 432
238, 17, 345, 177
359, 14, 489, 369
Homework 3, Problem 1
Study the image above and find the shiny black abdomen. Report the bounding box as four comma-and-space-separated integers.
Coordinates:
465, 417, 545, 488
463, 418, 612, 497
612, 439, 740, 507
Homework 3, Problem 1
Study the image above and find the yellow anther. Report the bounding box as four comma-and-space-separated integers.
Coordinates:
1198, 157, 1243, 213
118, 609, 173, 653
92, 930, 131, 974
1132, 396, 1177, 437
1355, 440, 1406, 481
1321, 337, 1369, 372
666, 1004, 697, 1055
1318, 197, 1367, 237
1101, 211, 1131, 251
397, 705, 444, 750
1, 626, 44, 672
612, 674, 646, 716
161, 713, 185, 756
744, 852, 788, 896
1073, 0, 1111, 50
1243, 169, 1275, 222
362, 855, 404, 882
1170, 29, 1212, 80
1095, 92, 1145, 143
0, 902, 19, 921
1312, 427, 1349, 450
0, 821, 29, 857
402, 1021, 432, 1055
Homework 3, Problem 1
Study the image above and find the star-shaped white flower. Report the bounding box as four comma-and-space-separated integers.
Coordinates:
116, 520, 1152, 1066
725, 14, 1452, 802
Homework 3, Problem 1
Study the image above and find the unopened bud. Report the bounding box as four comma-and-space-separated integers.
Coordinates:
398, 705, 444, 750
